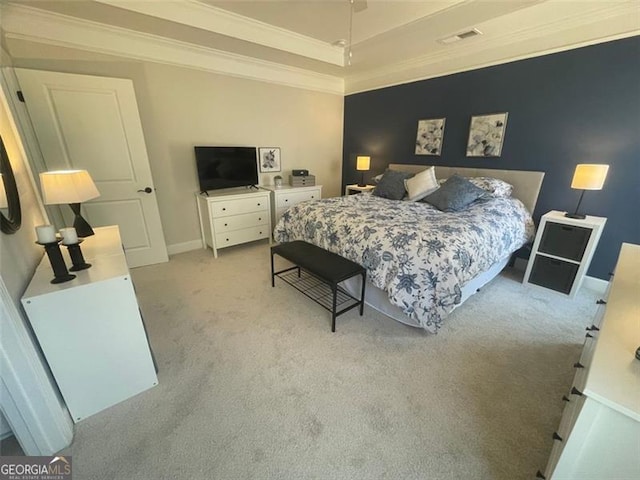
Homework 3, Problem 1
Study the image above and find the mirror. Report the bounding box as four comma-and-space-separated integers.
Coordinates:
0, 135, 22, 234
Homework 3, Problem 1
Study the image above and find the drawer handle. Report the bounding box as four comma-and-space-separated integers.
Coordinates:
571, 386, 583, 396
552, 431, 563, 442
285, 199, 289, 202
562, 395, 570, 402
224, 223, 228, 227
259, 231, 262, 235
573, 362, 584, 369
311, 196, 315, 199
585, 333, 594, 339
536, 470, 547, 479
586, 325, 599, 332
258, 217, 261, 221
596, 299, 607, 305
257, 203, 261, 206
222, 207, 226, 211
226, 238, 229, 242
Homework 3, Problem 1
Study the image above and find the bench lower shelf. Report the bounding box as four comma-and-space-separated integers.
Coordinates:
276, 267, 360, 311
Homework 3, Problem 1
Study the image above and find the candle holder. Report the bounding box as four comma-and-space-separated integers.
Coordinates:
37, 240, 76, 284
64, 240, 91, 271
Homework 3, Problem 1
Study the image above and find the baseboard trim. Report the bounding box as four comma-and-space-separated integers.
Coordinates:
583, 275, 608, 294
167, 240, 202, 256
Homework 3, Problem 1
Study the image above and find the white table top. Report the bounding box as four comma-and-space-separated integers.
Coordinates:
584, 243, 640, 421
24, 226, 128, 300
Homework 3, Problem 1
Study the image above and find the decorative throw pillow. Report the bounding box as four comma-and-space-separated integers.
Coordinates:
403, 166, 439, 202
372, 169, 414, 200
467, 177, 513, 198
422, 174, 488, 212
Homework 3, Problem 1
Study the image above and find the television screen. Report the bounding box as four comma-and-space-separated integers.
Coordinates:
194, 146, 259, 191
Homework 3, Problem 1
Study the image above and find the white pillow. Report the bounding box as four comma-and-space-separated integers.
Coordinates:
404, 166, 439, 202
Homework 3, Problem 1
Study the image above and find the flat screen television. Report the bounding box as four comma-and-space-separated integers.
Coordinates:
194, 146, 259, 192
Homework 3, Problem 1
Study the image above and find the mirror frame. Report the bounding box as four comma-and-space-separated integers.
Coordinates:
0, 135, 22, 234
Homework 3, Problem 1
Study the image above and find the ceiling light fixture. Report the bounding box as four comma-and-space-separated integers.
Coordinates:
347, 0, 354, 66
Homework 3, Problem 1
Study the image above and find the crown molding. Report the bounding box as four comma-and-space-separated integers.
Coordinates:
1, 4, 344, 95
94, 0, 345, 67
346, 2, 640, 94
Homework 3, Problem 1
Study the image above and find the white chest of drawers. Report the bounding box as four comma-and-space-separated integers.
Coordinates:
196, 188, 272, 257
263, 184, 322, 227
539, 243, 640, 480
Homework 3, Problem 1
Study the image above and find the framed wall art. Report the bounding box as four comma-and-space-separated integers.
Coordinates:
258, 147, 281, 173
466, 112, 508, 157
415, 118, 445, 155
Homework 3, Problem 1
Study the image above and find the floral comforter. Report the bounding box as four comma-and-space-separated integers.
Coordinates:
273, 193, 534, 333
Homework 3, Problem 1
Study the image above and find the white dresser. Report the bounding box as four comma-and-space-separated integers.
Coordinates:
21, 226, 158, 423
263, 184, 322, 227
196, 187, 271, 257
540, 242, 640, 480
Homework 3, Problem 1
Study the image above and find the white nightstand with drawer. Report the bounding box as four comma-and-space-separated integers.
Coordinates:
263, 184, 322, 227
196, 188, 271, 257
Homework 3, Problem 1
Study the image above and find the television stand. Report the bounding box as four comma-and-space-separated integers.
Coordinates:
195, 188, 272, 258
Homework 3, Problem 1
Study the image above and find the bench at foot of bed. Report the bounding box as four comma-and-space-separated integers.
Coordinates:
270, 241, 366, 332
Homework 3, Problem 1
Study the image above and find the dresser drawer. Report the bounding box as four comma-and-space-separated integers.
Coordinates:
539, 221, 591, 262
213, 212, 268, 233
215, 225, 269, 248
276, 190, 319, 209
211, 196, 268, 217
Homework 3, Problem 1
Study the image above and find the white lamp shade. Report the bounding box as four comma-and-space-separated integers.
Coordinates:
0, 174, 7, 209
40, 170, 100, 204
570, 164, 609, 190
356, 156, 370, 171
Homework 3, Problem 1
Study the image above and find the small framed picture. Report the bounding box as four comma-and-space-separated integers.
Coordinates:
258, 147, 281, 172
466, 112, 508, 157
415, 118, 446, 155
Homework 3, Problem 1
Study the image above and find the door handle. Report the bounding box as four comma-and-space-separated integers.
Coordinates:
137, 187, 153, 194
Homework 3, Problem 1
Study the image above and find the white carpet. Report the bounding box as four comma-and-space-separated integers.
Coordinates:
59, 241, 599, 480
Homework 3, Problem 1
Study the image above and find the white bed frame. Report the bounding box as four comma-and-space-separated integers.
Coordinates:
343, 164, 545, 328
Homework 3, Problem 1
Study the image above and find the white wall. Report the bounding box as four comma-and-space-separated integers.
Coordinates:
8, 40, 345, 250
0, 64, 74, 453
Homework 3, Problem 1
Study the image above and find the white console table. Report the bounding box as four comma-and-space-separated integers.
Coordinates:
540, 242, 640, 479
21, 226, 158, 423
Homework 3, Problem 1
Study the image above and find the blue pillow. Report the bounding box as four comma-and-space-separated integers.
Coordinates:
422, 174, 487, 211
372, 169, 414, 200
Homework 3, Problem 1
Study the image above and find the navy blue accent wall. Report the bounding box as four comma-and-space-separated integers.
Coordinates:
342, 36, 640, 280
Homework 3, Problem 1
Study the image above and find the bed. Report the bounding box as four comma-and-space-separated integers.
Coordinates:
273, 165, 544, 333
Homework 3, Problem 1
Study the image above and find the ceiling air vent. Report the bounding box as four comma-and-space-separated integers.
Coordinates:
438, 28, 482, 45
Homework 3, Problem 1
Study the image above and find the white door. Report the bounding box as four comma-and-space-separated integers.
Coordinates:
15, 69, 168, 267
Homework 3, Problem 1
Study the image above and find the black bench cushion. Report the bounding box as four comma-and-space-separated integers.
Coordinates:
272, 241, 364, 284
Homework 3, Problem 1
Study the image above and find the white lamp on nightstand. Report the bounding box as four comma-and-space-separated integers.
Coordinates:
566, 164, 609, 219
356, 155, 370, 187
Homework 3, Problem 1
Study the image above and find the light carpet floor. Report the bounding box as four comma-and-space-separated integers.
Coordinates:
59, 241, 599, 480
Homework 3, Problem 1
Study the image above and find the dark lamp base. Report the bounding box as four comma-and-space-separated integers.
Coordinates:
51, 273, 77, 284
564, 213, 586, 220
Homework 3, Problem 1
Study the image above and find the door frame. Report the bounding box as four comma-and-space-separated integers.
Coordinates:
1, 67, 65, 229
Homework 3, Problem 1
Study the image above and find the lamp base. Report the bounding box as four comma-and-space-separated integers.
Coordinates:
69, 203, 95, 237
564, 212, 586, 220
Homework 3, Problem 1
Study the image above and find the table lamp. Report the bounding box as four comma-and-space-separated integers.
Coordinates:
356, 155, 370, 187
565, 164, 609, 219
40, 170, 100, 237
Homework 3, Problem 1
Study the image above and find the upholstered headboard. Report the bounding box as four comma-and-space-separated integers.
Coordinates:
388, 164, 545, 214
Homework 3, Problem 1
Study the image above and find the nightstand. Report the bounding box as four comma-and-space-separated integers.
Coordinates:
345, 184, 375, 195
523, 210, 606, 297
